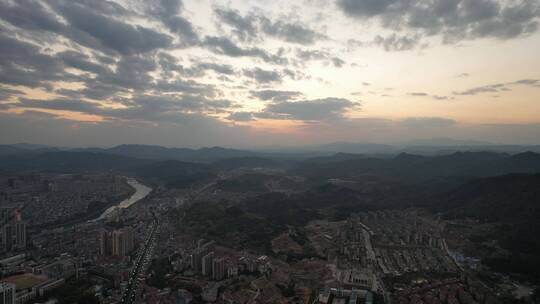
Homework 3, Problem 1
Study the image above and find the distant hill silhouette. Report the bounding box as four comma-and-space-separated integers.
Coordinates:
294, 151, 540, 183
433, 173, 540, 221
0, 145, 26, 156
75, 144, 259, 161
0, 151, 147, 172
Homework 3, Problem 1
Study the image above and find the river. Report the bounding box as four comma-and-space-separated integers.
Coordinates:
96, 178, 152, 220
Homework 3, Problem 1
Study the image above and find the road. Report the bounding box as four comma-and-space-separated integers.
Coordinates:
120, 218, 159, 304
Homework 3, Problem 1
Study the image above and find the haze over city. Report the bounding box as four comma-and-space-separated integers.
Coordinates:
1, 0, 540, 147
1, 1, 540, 304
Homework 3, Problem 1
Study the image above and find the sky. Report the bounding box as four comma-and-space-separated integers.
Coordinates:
0, 0, 539, 148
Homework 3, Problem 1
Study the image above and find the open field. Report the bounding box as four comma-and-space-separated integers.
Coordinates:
2, 273, 49, 289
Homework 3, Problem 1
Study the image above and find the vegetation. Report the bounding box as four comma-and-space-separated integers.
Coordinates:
36, 279, 99, 304
433, 173, 540, 282
182, 201, 286, 252
147, 258, 171, 289
136, 160, 216, 188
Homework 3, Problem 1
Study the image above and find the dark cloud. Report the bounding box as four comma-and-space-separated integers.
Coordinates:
0, 0, 173, 57
155, 79, 217, 96
331, 57, 346, 68
151, 0, 184, 17
512, 79, 540, 86
409, 92, 453, 100
260, 97, 358, 121
0, 1, 235, 122
296, 49, 329, 61
296, 49, 347, 66
0, 88, 23, 102
17, 98, 101, 114
337, 0, 396, 17
214, 8, 259, 42
15, 93, 232, 124
453, 79, 539, 96
373, 34, 424, 51
0, 0, 65, 33
409, 92, 429, 96
348, 34, 425, 51
202, 36, 287, 64
258, 16, 327, 45
250, 90, 304, 102
104, 95, 232, 121
97, 55, 157, 91
185, 62, 236, 77
57, 51, 112, 75
214, 7, 326, 45
337, 0, 540, 43
0, 33, 69, 89
432, 95, 453, 100
146, 0, 199, 46
454, 83, 507, 95
162, 15, 199, 46
49, 1, 172, 55
227, 112, 254, 121
243, 68, 282, 84
157, 52, 184, 78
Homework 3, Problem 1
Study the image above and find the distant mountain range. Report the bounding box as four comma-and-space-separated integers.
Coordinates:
2, 144, 540, 188
2, 140, 540, 160
74, 144, 261, 161
293, 151, 540, 184
304, 139, 540, 155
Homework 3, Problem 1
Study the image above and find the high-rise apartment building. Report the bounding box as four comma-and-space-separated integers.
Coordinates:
99, 227, 134, 257
0, 282, 16, 304
201, 252, 214, 276
15, 222, 26, 249
212, 258, 226, 281
1, 208, 26, 252
112, 227, 134, 257
190, 247, 208, 273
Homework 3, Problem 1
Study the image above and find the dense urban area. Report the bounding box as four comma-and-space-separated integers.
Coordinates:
0, 144, 539, 304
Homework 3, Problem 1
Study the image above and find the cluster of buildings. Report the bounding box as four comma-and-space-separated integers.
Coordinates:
0, 253, 80, 304
317, 287, 374, 304
0, 173, 149, 303
0, 174, 132, 227
185, 239, 271, 282
314, 210, 466, 304
346, 211, 458, 276
392, 278, 501, 304
356, 210, 446, 248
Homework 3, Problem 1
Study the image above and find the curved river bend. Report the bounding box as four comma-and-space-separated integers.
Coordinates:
97, 178, 152, 220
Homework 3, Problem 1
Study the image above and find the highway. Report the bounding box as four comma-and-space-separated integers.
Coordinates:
120, 218, 159, 304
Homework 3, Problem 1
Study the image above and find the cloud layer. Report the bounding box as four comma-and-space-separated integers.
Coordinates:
0, 0, 539, 146
337, 0, 540, 45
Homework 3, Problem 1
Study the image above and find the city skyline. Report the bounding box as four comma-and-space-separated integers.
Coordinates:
0, 0, 539, 147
